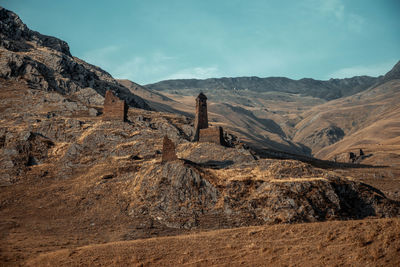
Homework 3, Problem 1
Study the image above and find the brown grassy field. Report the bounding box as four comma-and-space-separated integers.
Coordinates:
27, 218, 400, 266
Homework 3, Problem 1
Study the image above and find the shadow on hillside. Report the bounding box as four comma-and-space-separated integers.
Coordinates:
251, 147, 388, 170
234, 128, 312, 157
182, 159, 234, 169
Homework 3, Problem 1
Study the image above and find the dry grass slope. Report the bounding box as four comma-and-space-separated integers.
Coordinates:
28, 218, 400, 267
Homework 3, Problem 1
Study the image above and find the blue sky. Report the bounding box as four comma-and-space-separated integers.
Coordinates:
1, 0, 399, 84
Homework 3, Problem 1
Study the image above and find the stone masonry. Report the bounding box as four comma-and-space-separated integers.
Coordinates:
103, 90, 128, 122
193, 92, 208, 141
162, 135, 178, 162
199, 126, 225, 145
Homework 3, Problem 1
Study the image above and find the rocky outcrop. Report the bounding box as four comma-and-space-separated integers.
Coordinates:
382, 60, 400, 82
0, 130, 54, 185
129, 160, 219, 229
0, 7, 70, 54
298, 125, 345, 152
127, 157, 400, 229
0, 6, 149, 109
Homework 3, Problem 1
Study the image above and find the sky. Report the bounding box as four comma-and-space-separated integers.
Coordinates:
1, 0, 400, 84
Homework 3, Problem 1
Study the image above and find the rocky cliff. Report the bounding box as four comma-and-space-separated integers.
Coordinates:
0, 6, 149, 109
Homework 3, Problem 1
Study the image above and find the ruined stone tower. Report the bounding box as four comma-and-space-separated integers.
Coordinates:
162, 135, 178, 163
103, 90, 128, 122
193, 92, 208, 141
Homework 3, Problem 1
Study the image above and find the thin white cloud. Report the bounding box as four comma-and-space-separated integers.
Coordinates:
347, 13, 365, 33
306, 0, 365, 33
164, 66, 220, 80
328, 61, 396, 79
306, 0, 345, 20
111, 54, 174, 84
80, 47, 177, 84
81, 45, 120, 68
319, 0, 345, 20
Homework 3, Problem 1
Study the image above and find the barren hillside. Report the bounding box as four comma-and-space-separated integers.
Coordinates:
27, 218, 400, 267
295, 78, 400, 164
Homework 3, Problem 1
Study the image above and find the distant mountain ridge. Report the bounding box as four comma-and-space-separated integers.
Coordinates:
146, 74, 386, 101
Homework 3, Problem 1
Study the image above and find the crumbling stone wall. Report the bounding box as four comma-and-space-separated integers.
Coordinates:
199, 126, 225, 145
102, 90, 127, 121
348, 148, 369, 163
162, 135, 178, 162
194, 92, 208, 141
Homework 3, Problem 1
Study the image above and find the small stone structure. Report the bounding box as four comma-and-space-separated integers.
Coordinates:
349, 152, 357, 163
348, 148, 369, 163
162, 135, 178, 162
193, 93, 208, 141
199, 127, 225, 145
103, 90, 127, 121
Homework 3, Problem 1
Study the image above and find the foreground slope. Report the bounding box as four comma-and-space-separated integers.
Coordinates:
28, 218, 400, 267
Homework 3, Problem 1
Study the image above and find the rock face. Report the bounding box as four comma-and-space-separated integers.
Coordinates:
0, 7, 71, 55
0, 6, 149, 110
130, 160, 219, 229
297, 125, 345, 153
102, 90, 127, 122
0, 130, 54, 185
128, 156, 400, 229
382, 60, 400, 82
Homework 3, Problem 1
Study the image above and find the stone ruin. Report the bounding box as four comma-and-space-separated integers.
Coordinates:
162, 135, 178, 163
348, 148, 367, 163
193, 92, 226, 146
102, 90, 128, 122
199, 126, 225, 145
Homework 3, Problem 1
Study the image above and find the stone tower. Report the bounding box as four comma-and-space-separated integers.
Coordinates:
194, 92, 208, 141
103, 90, 128, 122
